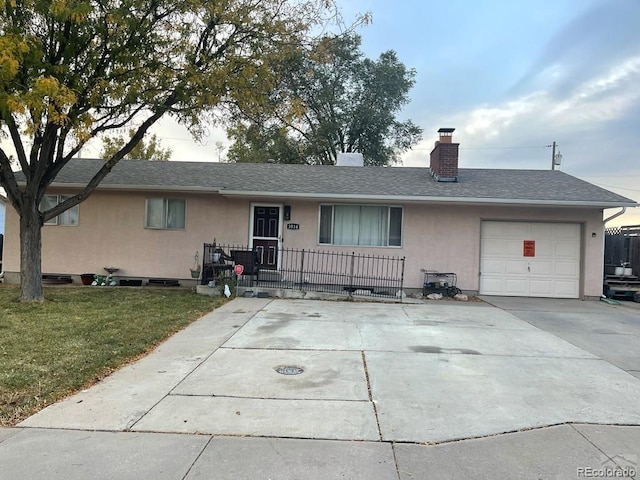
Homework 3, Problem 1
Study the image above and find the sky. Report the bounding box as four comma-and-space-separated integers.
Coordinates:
3, 0, 640, 225
154, 0, 640, 225
342, 0, 640, 226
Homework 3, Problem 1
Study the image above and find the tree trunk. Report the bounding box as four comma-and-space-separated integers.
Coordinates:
19, 202, 44, 302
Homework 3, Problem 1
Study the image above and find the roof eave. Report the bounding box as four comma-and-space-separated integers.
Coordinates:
45, 183, 222, 193
218, 189, 638, 208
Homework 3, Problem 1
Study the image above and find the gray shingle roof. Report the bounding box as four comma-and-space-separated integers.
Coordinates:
39, 158, 637, 207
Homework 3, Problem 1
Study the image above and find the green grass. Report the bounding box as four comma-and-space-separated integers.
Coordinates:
0, 285, 227, 426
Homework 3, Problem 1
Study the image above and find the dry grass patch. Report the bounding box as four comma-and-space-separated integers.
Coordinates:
0, 285, 226, 426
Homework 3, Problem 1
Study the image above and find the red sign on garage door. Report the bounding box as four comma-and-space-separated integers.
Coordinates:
523, 240, 535, 257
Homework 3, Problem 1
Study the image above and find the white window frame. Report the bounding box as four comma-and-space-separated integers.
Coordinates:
42, 194, 79, 226
144, 198, 186, 230
318, 204, 403, 247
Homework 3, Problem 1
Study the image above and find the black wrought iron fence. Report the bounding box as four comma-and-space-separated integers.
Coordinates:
276, 248, 405, 297
202, 243, 405, 299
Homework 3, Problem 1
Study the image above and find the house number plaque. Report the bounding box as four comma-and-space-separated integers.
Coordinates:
287, 223, 300, 230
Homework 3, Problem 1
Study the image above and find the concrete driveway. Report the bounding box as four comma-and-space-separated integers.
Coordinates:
2, 297, 640, 479
482, 296, 640, 380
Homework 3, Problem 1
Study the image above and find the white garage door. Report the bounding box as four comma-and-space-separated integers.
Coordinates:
480, 221, 580, 298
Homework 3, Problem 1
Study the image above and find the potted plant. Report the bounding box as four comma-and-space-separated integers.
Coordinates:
190, 252, 201, 279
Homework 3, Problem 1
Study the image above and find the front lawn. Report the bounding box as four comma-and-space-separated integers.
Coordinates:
0, 285, 226, 426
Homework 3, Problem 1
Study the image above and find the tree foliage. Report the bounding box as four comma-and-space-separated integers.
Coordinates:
226, 33, 422, 166
100, 129, 172, 161
0, 0, 339, 301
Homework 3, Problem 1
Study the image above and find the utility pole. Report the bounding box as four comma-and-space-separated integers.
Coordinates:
549, 141, 562, 170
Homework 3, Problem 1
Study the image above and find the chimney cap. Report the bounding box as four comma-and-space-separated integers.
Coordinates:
438, 128, 455, 134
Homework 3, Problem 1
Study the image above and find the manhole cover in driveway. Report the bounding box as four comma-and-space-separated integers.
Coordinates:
275, 365, 304, 375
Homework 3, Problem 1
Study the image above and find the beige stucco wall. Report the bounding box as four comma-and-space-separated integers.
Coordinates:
280, 200, 604, 297
3, 190, 252, 280
3, 191, 605, 297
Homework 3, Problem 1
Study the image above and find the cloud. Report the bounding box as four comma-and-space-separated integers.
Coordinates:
550, 56, 640, 123
471, 55, 640, 137
513, 0, 640, 97
403, 52, 640, 171
462, 93, 543, 139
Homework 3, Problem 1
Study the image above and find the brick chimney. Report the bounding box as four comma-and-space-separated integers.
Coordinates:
430, 128, 459, 182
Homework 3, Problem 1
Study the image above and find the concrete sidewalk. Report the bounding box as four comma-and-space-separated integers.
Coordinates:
1, 424, 639, 479
2, 297, 640, 479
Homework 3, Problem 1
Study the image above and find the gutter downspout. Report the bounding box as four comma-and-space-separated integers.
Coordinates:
603, 207, 626, 225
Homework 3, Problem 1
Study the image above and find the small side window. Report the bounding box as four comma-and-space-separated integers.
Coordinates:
41, 194, 79, 226
145, 198, 186, 230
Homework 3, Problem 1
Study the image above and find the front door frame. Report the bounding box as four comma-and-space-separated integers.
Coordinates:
249, 202, 284, 270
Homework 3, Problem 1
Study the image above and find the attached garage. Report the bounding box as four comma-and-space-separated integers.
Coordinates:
479, 221, 581, 298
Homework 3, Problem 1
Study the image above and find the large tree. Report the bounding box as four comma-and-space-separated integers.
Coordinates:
226, 33, 422, 166
0, 0, 338, 301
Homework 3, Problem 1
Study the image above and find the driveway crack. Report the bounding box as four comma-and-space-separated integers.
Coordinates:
361, 351, 383, 442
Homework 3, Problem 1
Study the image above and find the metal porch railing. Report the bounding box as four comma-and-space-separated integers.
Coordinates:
202, 243, 405, 299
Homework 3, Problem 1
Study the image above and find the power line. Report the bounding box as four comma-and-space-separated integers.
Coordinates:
155, 136, 202, 142
460, 145, 548, 150
591, 182, 640, 193
579, 175, 640, 178
412, 145, 547, 151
